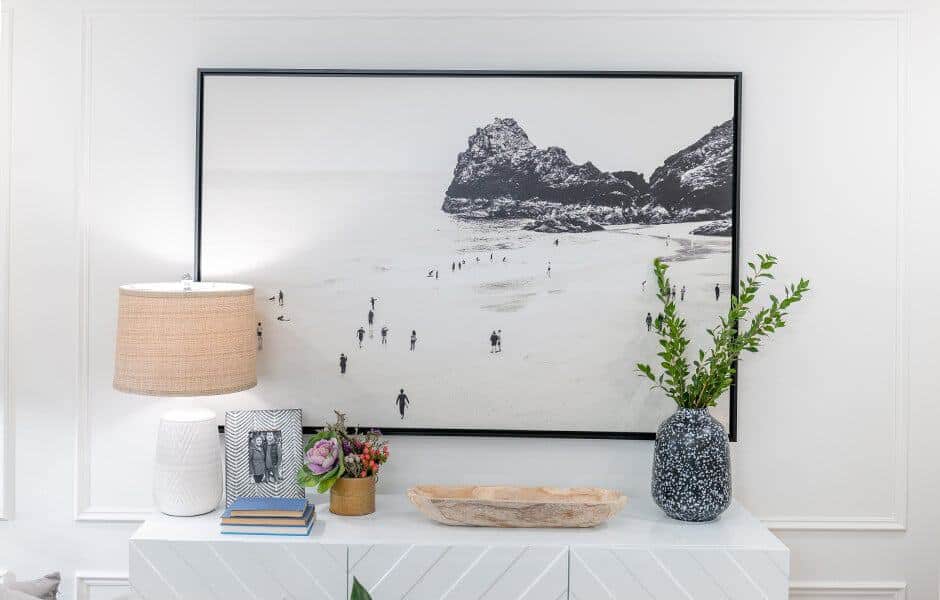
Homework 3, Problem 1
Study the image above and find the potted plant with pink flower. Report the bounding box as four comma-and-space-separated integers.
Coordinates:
297, 411, 390, 516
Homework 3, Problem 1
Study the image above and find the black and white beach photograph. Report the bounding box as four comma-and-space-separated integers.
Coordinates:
201, 73, 739, 435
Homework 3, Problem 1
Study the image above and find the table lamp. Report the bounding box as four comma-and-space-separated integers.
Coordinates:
113, 279, 256, 516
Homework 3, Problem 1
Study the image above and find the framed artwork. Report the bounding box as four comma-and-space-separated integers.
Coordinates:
224, 409, 304, 506
198, 70, 741, 440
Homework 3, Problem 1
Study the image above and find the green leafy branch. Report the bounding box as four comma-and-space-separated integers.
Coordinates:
636, 254, 809, 409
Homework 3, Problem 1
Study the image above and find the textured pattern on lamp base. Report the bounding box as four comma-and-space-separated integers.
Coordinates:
154, 411, 221, 516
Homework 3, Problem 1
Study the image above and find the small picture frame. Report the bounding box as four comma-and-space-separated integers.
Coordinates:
224, 408, 304, 506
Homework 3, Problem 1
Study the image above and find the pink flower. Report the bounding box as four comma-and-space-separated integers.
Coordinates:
306, 438, 339, 474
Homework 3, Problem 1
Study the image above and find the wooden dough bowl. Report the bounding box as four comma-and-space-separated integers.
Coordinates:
407, 485, 628, 528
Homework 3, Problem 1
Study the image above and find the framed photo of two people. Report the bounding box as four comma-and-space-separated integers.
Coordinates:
224, 409, 304, 506
199, 70, 741, 440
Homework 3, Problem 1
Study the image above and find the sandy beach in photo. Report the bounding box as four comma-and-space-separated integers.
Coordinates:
204, 171, 731, 432
200, 74, 736, 433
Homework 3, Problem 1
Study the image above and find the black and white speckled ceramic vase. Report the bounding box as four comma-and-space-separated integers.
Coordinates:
652, 407, 731, 522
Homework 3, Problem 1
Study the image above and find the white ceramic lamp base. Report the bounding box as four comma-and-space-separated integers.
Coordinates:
154, 408, 221, 516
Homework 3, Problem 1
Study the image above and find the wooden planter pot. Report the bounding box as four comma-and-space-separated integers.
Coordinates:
330, 476, 376, 516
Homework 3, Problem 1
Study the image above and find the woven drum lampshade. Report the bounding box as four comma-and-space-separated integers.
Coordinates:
113, 282, 257, 396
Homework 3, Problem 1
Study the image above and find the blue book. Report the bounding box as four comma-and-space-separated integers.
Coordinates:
221, 503, 314, 526
220, 517, 315, 537
228, 497, 308, 518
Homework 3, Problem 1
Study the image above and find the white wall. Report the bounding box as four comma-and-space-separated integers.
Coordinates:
0, 0, 938, 598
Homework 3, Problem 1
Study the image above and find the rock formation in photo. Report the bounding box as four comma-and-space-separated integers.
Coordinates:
442, 117, 734, 235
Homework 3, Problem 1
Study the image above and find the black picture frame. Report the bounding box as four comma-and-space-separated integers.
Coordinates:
195, 69, 742, 442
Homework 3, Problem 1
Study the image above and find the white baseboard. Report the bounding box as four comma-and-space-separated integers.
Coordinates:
75, 572, 133, 600
790, 581, 907, 599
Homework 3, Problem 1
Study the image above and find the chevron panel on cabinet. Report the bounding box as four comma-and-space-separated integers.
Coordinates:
129, 540, 347, 599
570, 546, 788, 600
348, 543, 568, 600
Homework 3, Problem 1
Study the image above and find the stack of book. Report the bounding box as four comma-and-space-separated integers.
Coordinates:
220, 497, 315, 536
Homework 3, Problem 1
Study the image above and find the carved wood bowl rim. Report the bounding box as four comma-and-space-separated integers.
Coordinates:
407, 485, 629, 527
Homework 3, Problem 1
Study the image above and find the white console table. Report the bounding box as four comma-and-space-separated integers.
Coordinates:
129, 494, 788, 599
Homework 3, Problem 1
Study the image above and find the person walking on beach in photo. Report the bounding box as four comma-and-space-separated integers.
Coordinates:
497, 330, 502, 352
641, 280, 646, 292
370, 296, 377, 310
357, 327, 365, 348
681, 285, 686, 301
671, 284, 677, 301
339, 353, 347, 374
381, 325, 389, 345
257, 322, 263, 351
554, 239, 559, 246
645, 312, 653, 332
452, 262, 456, 272
410, 330, 417, 351
368, 309, 374, 329
490, 253, 494, 261
277, 290, 284, 306
715, 283, 720, 301
435, 270, 439, 279
546, 262, 552, 278
458, 261, 462, 270
490, 330, 499, 353
665, 234, 671, 247
395, 388, 410, 419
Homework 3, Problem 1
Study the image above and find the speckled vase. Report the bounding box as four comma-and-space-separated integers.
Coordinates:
652, 407, 731, 522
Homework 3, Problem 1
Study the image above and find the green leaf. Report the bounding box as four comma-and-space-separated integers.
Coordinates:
350, 577, 373, 600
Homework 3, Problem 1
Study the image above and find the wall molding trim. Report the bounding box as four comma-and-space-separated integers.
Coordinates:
763, 8, 910, 534
71, 12, 154, 523
790, 581, 907, 599
75, 572, 133, 600
70, 7, 912, 532
0, 6, 15, 522
79, 7, 908, 20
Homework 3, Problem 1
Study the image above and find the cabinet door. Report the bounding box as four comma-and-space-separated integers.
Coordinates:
130, 540, 348, 600
570, 546, 788, 600
348, 544, 567, 600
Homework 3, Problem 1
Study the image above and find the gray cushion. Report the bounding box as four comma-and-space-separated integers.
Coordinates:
1, 572, 60, 599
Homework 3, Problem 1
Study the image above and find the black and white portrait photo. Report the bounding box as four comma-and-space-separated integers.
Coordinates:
200, 72, 740, 437
224, 409, 303, 506
248, 430, 283, 484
